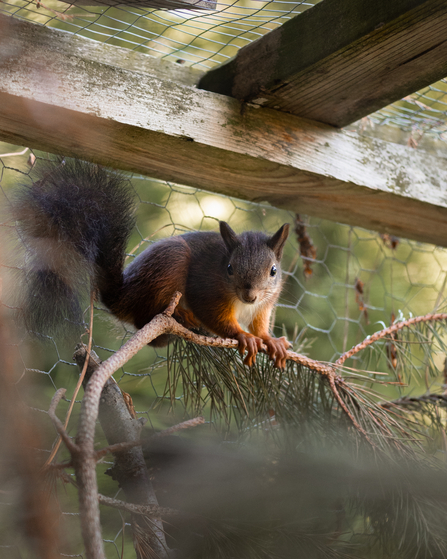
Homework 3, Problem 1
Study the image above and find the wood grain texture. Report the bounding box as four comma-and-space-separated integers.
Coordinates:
198, 0, 447, 127
1, 15, 447, 246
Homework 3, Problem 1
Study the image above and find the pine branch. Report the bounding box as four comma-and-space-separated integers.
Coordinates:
335, 313, 447, 367
46, 294, 447, 558
98, 494, 183, 518
162, 310, 447, 459
382, 393, 447, 409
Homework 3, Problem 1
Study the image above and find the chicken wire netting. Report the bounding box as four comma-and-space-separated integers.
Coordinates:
0, 0, 321, 68
2, 0, 447, 141
1, 143, 447, 556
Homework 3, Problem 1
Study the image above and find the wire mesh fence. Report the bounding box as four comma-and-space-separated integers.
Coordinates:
349, 78, 447, 145
2, 0, 447, 141
2, 1, 447, 553
1, 142, 447, 557
0, 145, 447, 557
0, 0, 320, 68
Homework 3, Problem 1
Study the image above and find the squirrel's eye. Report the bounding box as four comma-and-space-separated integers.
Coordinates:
270, 264, 277, 277
227, 264, 234, 276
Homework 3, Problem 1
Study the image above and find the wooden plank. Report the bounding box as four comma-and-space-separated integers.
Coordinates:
198, 0, 447, 128
1, 14, 447, 247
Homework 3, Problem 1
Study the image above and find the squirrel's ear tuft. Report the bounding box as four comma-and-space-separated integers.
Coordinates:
267, 223, 290, 260
220, 221, 240, 252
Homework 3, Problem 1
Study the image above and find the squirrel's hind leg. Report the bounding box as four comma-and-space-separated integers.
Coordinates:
118, 237, 193, 345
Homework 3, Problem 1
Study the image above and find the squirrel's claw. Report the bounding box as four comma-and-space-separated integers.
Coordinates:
235, 332, 262, 367
263, 336, 290, 370
236, 332, 290, 369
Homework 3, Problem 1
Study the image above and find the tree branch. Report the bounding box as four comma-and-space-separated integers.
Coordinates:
335, 313, 447, 367
98, 494, 183, 519
381, 393, 447, 410
50, 293, 447, 558
47, 388, 79, 455
45, 292, 95, 466
95, 416, 205, 461
74, 347, 170, 559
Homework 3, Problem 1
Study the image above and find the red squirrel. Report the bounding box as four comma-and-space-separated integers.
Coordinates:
13, 158, 290, 368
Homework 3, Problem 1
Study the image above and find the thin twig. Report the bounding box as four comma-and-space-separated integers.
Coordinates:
335, 313, 447, 367
47, 388, 78, 454
95, 416, 205, 460
164, 291, 181, 317
381, 393, 447, 410
98, 494, 183, 518
46, 460, 73, 470
44, 292, 94, 467
151, 416, 205, 438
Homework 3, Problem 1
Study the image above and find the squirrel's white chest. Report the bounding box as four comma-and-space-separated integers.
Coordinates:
233, 299, 263, 329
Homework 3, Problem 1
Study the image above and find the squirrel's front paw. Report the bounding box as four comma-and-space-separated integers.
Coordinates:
235, 332, 263, 367
263, 336, 291, 369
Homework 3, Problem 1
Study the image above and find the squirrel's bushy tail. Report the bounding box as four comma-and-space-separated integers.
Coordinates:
13, 158, 136, 338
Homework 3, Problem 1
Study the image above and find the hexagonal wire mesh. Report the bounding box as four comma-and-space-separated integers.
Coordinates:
3, 0, 447, 552
2, 0, 447, 141
0, 0, 321, 68
1, 144, 447, 556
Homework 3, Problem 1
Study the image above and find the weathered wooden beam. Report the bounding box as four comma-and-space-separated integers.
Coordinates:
1, 14, 447, 247
198, 0, 447, 128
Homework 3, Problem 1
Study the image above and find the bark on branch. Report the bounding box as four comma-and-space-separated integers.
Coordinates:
73, 346, 170, 559
45, 292, 447, 559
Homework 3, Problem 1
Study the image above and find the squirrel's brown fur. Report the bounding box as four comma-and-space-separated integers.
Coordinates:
13, 158, 290, 367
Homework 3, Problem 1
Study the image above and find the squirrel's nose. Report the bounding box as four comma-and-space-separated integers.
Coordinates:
242, 291, 257, 304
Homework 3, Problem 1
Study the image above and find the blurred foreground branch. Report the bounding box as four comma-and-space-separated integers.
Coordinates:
46, 292, 447, 558
0, 279, 60, 557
